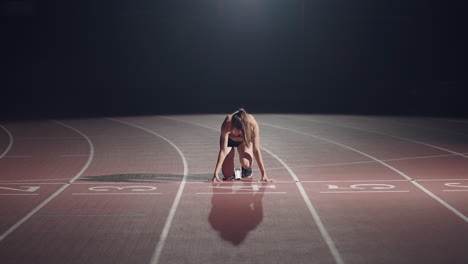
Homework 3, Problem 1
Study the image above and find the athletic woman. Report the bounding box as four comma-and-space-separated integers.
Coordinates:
212, 108, 273, 182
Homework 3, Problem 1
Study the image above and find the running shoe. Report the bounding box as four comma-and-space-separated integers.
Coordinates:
242, 167, 253, 178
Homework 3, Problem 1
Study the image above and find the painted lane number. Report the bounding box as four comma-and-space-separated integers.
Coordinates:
0, 186, 40, 195
327, 184, 396, 190
443, 182, 468, 192
88, 186, 157, 192
321, 183, 408, 194
0, 186, 40, 192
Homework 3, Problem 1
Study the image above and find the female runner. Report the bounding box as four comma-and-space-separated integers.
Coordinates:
212, 108, 273, 182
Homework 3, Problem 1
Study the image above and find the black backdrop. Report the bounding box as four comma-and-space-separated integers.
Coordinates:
2, 0, 467, 119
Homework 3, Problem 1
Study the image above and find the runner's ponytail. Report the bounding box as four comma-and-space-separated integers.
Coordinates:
231, 108, 252, 147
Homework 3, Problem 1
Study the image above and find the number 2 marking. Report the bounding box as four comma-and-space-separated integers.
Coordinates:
0, 186, 40, 192
88, 186, 157, 192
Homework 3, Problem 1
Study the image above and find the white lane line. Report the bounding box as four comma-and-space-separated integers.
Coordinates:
288, 115, 468, 159
0, 194, 39, 196
108, 118, 188, 264
72, 193, 163, 195
0, 120, 95, 241
263, 147, 344, 264
266, 153, 460, 171
264, 121, 468, 223
35, 213, 146, 217
300, 180, 408, 183
443, 190, 468, 192
411, 181, 468, 222
0, 125, 13, 160
163, 117, 345, 264
262, 123, 413, 181
418, 179, 468, 182
0, 178, 72, 183
386, 118, 468, 138
196, 192, 287, 195
320, 191, 410, 194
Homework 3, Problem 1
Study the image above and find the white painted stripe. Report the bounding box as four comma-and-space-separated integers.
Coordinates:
418, 179, 468, 182
108, 118, 189, 264
72, 193, 163, 195
300, 180, 408, 183
320, 191, 410, 194
0, 194, 39, 196
0, 178, 71, 183
196, 192, 287, 195
0, 125, 13, 160
264, 120, 468, 223
289, 115, 468, 159
164, 117, 345, 264
0, 120, 95, 241
411, 181, 468, 222
35, 213, 146, 217
443, 190, 468, 192
265, 153, 460, 171
262, 123, 413, 181
263, 147, 344, 264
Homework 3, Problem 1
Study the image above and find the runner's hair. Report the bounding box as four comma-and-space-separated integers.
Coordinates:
231, 108, 251, 147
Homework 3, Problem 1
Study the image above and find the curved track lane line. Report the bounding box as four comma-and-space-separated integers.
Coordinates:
0, 120, 95, 241
262, 122, 413, 181
287, 115, 468, 159
162, 116, 345, 264
261, 122, 468, 223
0, 125, 13, 159
108, 118, 189, 264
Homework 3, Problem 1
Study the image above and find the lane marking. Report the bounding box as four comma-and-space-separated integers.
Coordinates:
0, 120, 95, 241
109, 118, 189, 264
0, 194, 39, 196
320, 191, 409, 194
262, 123, 413, 181
263, 147, 344, 264
444, 183, 468, 188
411, 181, 468, 222
230, 153, 464, 172
263, 120, 468, 223
72, 193, 163, 195
0, 125, 13, 160
4, 155, 32, 158
300, 180, 408, 183
163, 117, 344, 264
34, 213, 146, 217
196, 192, 287, 195
288, 115, 468, 159
0, 186, 40, 192
443, 190, 468, 192
417, 179, 468, 182
0, 181, 69, 184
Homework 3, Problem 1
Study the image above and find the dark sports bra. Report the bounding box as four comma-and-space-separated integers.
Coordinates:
228, 137, 243, 147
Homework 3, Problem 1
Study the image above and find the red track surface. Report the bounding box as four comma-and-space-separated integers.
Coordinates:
0, 115, 467, 264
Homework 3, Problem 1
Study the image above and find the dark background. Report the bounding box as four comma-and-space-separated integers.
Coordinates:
1, 0, 467, 120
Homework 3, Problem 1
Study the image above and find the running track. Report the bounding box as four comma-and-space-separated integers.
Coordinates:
0, 115, 467, 264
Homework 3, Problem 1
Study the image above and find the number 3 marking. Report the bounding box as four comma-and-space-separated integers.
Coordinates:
444, 183, 468, 188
